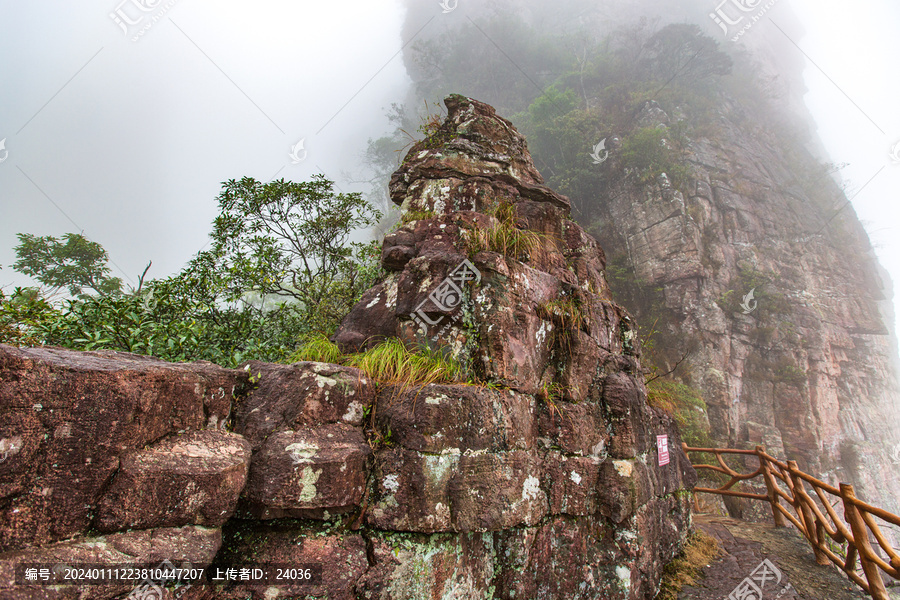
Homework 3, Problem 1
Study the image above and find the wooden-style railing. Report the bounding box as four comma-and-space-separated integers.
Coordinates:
683, 444, 900, 599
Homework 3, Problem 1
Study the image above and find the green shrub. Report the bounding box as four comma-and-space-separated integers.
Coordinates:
619, 126, 692, 188
646, 379, 712, 449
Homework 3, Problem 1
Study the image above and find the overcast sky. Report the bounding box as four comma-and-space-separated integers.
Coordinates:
0, 0, 410, 289
2, 0, 899, 328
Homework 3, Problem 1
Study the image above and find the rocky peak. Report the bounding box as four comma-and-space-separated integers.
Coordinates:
336, 95, 616, 400
0, 96, 696, 599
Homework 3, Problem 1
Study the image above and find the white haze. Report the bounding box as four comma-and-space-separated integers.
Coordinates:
1, 0, 899, 333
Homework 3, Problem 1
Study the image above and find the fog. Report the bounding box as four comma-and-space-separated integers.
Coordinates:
1, 0, 410, 288
1, 0, 899, 321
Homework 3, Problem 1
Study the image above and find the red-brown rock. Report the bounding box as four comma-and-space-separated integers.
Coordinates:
234, 361, 375, 450
0, 526, 221, 600
0, 345, 245, 553
96, 431, 251, 531
212, 523, 367, 600
242, 424, 371, 519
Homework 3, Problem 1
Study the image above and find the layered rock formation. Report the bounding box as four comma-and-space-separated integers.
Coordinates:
333, 94, 697, 599
591, 99, 900, 515
0, 95, 695, 599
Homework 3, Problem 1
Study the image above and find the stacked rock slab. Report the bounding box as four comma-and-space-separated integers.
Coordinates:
0, 346, 246, 599
330, 95, 697, 599
0, 95, 696, 600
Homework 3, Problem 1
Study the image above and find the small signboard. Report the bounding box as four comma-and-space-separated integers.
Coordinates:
657, 434, 670, 466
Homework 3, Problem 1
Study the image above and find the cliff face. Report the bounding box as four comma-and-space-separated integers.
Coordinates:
0, 96, 695, 600
591, 98, 900, 513
394, 0, 900, 514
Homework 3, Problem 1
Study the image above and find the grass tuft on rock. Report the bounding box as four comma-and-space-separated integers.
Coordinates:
401, 209, 437, 223
656, 530, 721, 600
287, 332, 344, 364
465, 203, 547, 262
344, 338, 465, 387
286, 334, 469, 389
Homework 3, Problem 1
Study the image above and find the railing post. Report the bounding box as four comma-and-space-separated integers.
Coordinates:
756, 445, 785, 528
841, 483, 889, 600
683, 443, 701, 512
787, 460, 829, 565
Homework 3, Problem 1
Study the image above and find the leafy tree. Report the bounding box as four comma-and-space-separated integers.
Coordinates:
12, 233, 122, 297
0, 286, 59, 346
2, 175, 384, 366
204, 175, 383, 333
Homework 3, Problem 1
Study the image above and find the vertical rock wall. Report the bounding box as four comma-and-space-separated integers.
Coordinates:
591, 99, 900, 515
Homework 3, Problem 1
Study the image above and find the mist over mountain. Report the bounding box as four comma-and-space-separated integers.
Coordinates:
377, 0, 900, 515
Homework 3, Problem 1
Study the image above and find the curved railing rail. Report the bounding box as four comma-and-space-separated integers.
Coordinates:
683, 443, 900, 600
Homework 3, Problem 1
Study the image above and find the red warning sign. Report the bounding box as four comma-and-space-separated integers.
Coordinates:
657, 434, 670, 466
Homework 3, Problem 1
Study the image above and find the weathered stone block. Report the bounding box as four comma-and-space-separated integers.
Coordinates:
375, 384, 535, 454
492, 517, 626, 600
449, 451, 547, 531
0, 526, 221, 600
96, 430, 251, 531
536, 400, 609, 457
234, 361, 375, 450
543, 453, 603, 516
602, 372, 653, 458
243, 424, 370, 519
0, 344, 244, 552
368, 448, 457, 533
356, 533, 495, 600
214, 523, 367, 600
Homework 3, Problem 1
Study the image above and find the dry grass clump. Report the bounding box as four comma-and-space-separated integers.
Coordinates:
464, 203, 548, 263
655, 531, 721, 600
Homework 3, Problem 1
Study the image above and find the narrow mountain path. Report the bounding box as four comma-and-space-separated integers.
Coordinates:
679, 515, 875, 600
